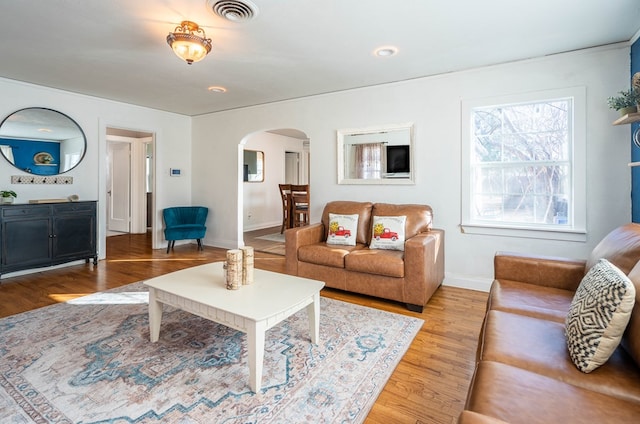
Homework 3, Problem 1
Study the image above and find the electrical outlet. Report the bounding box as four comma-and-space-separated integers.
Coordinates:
247, 212, 252, 220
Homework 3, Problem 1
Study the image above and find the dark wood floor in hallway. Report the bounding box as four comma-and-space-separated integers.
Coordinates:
0, 232, 488, 424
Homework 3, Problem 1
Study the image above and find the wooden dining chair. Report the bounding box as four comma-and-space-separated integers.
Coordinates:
291, 184, 309, 227
278, 184, 292, 233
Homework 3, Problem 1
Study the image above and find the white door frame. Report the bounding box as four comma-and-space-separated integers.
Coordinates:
99, 121, 157, 259
106, 134, 153, 234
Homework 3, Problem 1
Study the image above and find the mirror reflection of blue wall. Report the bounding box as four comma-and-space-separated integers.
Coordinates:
0, 138, 60, 175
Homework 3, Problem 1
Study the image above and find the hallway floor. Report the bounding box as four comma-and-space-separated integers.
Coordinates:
243, 225, 285, 255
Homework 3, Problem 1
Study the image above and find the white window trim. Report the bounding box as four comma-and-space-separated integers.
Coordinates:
460, 87, 587, 242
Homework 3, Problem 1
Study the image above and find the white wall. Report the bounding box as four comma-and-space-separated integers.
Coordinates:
242, 132, 306, 232
192, 44, 632, 291
0, 78, 192, 259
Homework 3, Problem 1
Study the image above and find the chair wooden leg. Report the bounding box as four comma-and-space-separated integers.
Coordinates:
166, 241, 171, 253
197, 239, 203, 250
281, 209, 288, 233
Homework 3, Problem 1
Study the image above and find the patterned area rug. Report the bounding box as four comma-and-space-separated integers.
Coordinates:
0, 282, 423, 423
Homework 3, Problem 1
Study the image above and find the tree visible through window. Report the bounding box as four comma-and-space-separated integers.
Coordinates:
470, 98, 572, 226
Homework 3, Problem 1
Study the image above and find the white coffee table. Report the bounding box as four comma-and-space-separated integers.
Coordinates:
143, 261, 324, 392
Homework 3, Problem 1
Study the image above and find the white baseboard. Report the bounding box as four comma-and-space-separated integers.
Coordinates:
443, 273, 493, 292
204, 237, 239, 250
243, 221, 281, 232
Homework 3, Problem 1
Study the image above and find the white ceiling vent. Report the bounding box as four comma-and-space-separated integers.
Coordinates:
207, 0, 259, 22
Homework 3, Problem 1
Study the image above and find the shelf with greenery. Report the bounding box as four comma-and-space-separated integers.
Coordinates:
608, 88, 640, 120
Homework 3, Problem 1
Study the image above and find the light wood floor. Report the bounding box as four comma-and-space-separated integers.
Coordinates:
244, 225, 286, 255
0, 232, 488, 424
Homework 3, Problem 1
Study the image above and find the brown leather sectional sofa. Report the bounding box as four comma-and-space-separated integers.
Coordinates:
285, 201, 444, 312
460, 223, 640, 423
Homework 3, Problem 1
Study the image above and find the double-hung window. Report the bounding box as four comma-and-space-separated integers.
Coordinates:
461, 87, 586, 241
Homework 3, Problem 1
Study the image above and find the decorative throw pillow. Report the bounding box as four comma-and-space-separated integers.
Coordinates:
326, 213, 358, 246
565, 258, 636, 373
369, 215, 406, 251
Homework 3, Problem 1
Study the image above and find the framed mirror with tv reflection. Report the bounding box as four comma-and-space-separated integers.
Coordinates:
0, 108, 86, 175
337, 122, 414, 185
243, 149, 264, 182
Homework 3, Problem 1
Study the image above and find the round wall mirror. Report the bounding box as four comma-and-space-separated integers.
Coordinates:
0, 108, 86, 175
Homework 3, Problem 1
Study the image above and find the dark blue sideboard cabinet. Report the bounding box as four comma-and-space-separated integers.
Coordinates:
0, 201, 97, 276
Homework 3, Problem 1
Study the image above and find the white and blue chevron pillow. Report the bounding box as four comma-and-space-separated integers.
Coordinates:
565, 258, 636, 373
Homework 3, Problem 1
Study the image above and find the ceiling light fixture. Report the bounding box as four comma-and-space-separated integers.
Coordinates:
167, 21, 212, 65
374, 46, 398, 57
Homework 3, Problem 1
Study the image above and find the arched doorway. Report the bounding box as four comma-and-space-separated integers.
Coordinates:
237, 128, 309, 252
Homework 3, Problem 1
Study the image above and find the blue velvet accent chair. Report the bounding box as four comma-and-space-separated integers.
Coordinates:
163, 206, 208, 253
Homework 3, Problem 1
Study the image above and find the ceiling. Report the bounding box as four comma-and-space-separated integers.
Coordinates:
1, 1, 639, 117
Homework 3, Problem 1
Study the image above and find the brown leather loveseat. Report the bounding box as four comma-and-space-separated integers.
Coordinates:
460, 223, 640, 423
285, 200, 444, 312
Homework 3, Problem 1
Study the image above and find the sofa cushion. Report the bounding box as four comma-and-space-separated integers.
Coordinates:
164, 224, 207, 239
586, 223, 640, 274
345, 248, 405, 278
488, 279, 574, 323
493, 252, 586, 291
298, 243, 365, 268
327, 213, 358, 246
465, 361, 640, 424
481, 310, 640, 403
371, 203, 433, 239
622, 260, 640, 368
565, 259, 636, 373
370, 215, 406, 251
322, 201, 373, 245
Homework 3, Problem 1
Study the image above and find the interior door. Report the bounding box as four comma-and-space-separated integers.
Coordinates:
107, 141, 131, 233
285, 151, 300, 184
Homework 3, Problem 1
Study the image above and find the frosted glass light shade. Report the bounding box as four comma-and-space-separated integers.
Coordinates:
166, 21, 212, 65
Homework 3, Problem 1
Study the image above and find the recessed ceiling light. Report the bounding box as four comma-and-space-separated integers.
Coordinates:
208, 86, 227, 93
38, 128, 52, 132
374, 46, 398, 57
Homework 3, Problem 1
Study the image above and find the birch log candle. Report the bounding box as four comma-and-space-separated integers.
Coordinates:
241, 246, 254, 285
226, 249, 243, 290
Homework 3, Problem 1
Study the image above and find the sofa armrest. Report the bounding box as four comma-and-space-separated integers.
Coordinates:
494, 251, 586, 291
404, 229, 445, 307
285, 223, 325, 275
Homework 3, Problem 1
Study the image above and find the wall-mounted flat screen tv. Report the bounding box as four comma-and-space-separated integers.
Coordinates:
386, 145, 410, 174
